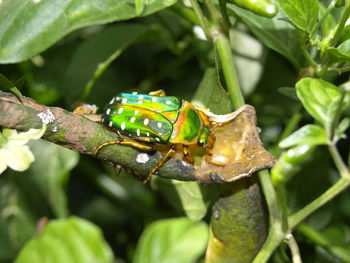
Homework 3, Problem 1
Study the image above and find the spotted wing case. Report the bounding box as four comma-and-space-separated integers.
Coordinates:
102, 93, 182, 143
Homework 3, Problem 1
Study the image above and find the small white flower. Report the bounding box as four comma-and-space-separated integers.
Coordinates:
0, 126, 46, 174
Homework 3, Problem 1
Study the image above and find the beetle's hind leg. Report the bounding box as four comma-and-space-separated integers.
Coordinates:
94, 138, 156, 157
141, 144, 176, 184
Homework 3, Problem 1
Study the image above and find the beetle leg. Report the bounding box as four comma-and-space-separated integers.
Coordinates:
94, 139, 156, 157
149, 90, 166, 96
142, 145, 176, 184
183, 145, 194, 163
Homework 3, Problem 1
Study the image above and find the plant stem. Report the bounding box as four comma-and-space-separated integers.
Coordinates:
286, 234, 302, 263
302, 46, 320, 73
216, 33, 245, 108
329, 143, 350, 177
274, 110, 302, 156
83, 48, 124, 100
171, 3, 200, 25
329, 64, 350, 73
189, 0, 210, 39
279, 111, 302, 142
310, 0, 337, 37
297, 223, 350, 262
252, 228, 285, 263
289, 176, 350, 228
259, 169, 283, 225
329, 0, 350, 47
252, 170, 288, 262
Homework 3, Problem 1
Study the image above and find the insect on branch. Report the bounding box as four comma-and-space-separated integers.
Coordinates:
0, 91, 196, 182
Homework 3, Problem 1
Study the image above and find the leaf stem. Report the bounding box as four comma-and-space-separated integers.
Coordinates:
329, 0, 350, 47
189, 0, 210, 39
83, 48, 124, 100
289, 176, 350, 228
297, 223, 350, 262
285, 233, 302, 263
171, 3, 200, 25
328, 64, 350, 73
259, 169, 284, 226
274, 110, 302, 156
302, 46, 320, 73
310, 0, 337, 37
252, 228, 284, 263
215, 32, 245, 108
329, 143, 350, 177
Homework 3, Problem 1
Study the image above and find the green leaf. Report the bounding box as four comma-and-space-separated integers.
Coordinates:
335, 117, 350, 139
228, 3, 304, 68
27, 140, 79, 218
15, 217, 114, 263
278, 86, 298, 100
0, 178, 38, 260
296, 78, 345, 129
230, 29, 266, 96
279, 124, 328, 148
62, 24, 152, 104
192, 68, 232, 114
136, 0, 146, 15
0, 0, 176, 63
328, 39, 350, 61
275, 0, 319, 33
152, 178, 219, 221
319, 3, 336, 38
0, 73, 22, 100
133, 218, 208, 263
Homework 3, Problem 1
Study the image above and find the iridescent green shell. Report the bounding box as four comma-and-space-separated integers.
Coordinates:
102, 93, 181, 144
102, 92, 213, 146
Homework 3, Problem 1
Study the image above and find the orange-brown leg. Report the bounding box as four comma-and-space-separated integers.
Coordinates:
94, 138, 155, 157
183, 145, 194, 163
141, 145, 176, 184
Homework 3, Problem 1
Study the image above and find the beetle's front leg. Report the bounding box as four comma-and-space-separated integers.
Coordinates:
142, 144, 176, 184
183, 145, 194, 163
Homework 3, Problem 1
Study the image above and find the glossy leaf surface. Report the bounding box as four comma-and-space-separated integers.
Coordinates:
279, 124, 327, 148
15, 217, 113, 263
276, 0, 319, 32
0, 0, 176, 63
133, 218, 208, 263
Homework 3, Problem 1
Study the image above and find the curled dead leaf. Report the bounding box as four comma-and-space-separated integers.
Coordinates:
195, 105, 276, 183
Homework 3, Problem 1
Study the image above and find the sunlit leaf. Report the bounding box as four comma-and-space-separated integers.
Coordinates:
15, 217, 114, 263
228, 3, 304, 68
279, 124, 328, 148
275, 0, 319, 33
296, 78, 348, 132
133, 218, 208, 263
192, 68, 232, 114
230, 29, 266, 96
328, 39, 350, 62
0, 0, 176, 63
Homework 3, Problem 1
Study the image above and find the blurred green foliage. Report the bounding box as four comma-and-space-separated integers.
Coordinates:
0, 0, 350, 262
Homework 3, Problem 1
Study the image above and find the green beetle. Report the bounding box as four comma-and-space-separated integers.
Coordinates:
94, 90, 216, 183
